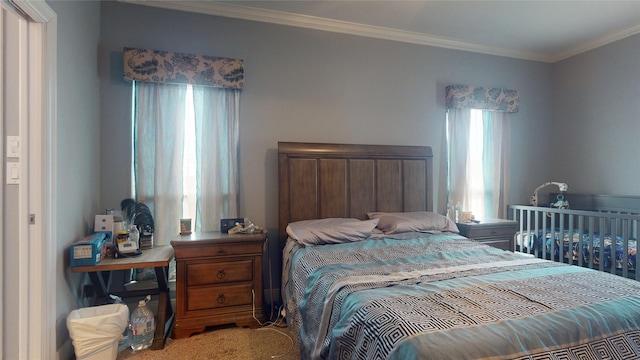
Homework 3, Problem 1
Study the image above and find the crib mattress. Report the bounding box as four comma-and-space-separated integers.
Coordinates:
520, 228, 637, 270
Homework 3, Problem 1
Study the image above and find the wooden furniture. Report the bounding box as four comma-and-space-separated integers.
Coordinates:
71, 245, 174, 350
277, 142, 640, 359
170, 231, 266, 339
278, 141, 433, 246
456, 218, 518, 251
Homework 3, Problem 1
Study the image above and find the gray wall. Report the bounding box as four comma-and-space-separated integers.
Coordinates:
48, 1, 102, 359
97, 1, 555, 312
551, 34, 640, 194
99, 1, 553, 233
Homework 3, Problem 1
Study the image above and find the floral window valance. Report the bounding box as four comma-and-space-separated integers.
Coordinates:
446, 84, 519, 113
123, 47, 244, 90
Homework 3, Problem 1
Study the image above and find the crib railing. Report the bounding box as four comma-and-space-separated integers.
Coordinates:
508, 205, 640, 281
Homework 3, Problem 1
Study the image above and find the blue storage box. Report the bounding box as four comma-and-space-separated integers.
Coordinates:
70, 232, 109, 267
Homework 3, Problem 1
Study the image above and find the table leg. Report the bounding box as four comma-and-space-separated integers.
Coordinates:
151, 265, 174, 350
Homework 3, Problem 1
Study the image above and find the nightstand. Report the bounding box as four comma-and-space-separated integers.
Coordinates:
170, 231, 266, 339
456, 218, 518, 252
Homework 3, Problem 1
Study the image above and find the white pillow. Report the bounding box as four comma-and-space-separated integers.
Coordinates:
286, 218, 379, 246
367, 211, 459, 234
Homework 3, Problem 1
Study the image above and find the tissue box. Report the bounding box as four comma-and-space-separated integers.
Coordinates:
70, 232, 109, 267
94, 215, 114, 237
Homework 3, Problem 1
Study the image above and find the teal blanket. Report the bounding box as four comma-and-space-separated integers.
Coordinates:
283, 233, 640, 359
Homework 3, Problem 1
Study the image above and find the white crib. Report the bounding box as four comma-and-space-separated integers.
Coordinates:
508, 194, 640, 281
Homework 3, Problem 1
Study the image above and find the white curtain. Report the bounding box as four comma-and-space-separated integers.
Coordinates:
134, 82, 240, 244
446, 109, 510, 219
483, 110, 510, 219
134, 82, 187, 246
446, 108, 472, 214
192, 86, 240, 232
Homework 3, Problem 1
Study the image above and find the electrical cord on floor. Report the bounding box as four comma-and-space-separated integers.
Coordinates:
253, 289, 294, 358
259, 327, 294, 359
252, 289, 287, 328
250, 233, 294, 358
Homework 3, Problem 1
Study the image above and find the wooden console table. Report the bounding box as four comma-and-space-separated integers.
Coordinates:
72, 245, 175, 350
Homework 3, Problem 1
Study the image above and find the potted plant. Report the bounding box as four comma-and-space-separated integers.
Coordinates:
120, 198, 154, 249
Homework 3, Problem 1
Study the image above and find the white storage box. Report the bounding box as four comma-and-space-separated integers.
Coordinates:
67, 304, 129, 360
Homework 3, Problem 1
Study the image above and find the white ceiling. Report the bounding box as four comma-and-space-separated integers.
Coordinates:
125, 0, 640, 62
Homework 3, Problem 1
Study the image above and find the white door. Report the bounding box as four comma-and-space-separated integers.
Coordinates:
1, 1, 56, 358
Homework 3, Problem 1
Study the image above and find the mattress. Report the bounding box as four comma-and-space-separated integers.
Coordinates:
282, 232, 640, 359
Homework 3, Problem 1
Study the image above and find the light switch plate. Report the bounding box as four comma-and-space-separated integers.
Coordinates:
7, 136, 20, 158
7, 162, 19, 184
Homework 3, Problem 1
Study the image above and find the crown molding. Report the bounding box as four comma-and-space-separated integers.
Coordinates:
552, 23, 640, 62
120, 0, 639, 63
121, 0, 552, 62
9, 0, 55, 23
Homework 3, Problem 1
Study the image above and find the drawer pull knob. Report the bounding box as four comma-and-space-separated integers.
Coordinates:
217, 249, 225, 255
217, 270, 226, 279
217, 294, 226, 304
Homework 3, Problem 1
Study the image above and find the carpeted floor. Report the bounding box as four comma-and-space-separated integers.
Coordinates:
116, 324, 300, 360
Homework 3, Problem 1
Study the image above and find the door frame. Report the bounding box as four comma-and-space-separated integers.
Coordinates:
3, 0, 57, 358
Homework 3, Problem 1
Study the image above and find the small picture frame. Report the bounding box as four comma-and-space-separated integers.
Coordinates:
180, 218, 192, 235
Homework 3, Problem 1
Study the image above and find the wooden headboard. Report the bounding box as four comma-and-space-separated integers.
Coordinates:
278, 142, 434, 246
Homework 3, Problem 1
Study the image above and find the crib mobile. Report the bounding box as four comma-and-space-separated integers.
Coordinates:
529, 182, 570, 216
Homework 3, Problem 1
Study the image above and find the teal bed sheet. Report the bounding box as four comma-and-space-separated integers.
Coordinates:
283, 233, 640, 359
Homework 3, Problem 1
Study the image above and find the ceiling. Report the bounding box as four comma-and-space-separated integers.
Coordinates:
124, 0, 640, 63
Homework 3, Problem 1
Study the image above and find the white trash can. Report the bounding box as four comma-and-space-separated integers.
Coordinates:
67, 303, 129, 360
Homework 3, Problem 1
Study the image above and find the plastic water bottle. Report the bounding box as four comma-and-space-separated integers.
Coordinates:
130, 295, 155, 350
447, 202, 456, 220
128, 225, 140, 250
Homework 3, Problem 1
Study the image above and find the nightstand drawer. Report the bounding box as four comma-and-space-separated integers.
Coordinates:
186, 260, 253, 286
173, 243, 263, 258
465, 226, 516, 238
187, 283, 253, 311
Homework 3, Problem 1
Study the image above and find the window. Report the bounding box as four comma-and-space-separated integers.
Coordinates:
122, 47, 244, 247
445, 84, 517, 221
132, 81, 240, 246
446, 108, 510, 220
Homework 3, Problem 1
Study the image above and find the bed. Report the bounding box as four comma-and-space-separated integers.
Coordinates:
279, 142, 640, 360
509, 194, 640, 280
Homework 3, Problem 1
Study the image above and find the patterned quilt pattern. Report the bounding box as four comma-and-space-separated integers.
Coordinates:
283, 233, 640, 359
523, 229, 637, 270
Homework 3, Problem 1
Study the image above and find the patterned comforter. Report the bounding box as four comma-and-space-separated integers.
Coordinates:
282, 232, 640, 359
